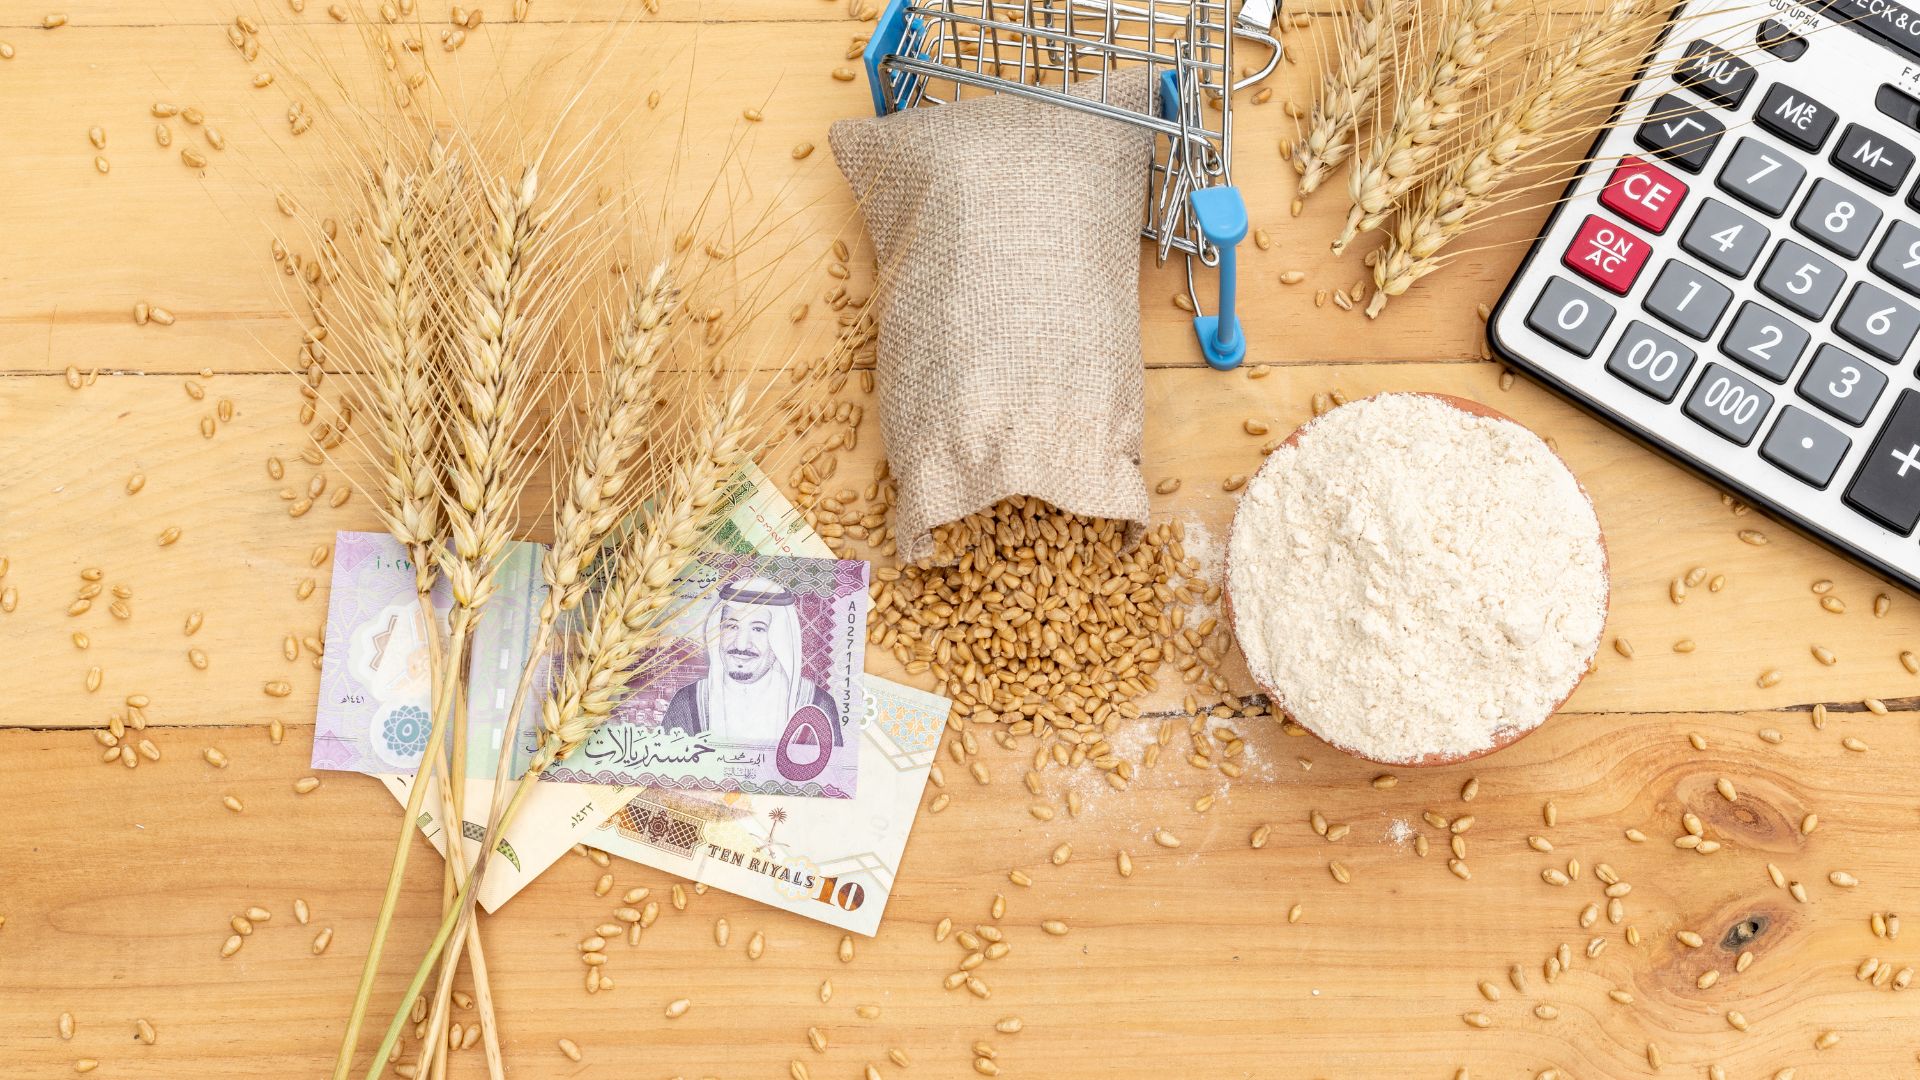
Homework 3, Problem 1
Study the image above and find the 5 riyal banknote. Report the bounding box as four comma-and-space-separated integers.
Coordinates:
314, 473, 870, 798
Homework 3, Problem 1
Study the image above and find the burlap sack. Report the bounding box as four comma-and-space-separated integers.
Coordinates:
829, 72, 1154, 565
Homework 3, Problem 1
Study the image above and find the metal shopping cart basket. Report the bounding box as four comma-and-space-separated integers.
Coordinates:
862, 0, 1282, 370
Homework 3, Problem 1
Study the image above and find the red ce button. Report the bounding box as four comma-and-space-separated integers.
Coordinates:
1599, 155, 1687, 234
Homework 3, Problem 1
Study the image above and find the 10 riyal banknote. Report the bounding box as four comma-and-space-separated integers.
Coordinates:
365, 465, 950, 927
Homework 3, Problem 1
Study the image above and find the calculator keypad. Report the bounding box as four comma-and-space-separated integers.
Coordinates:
1719, 301, 1809, 381
1605, 320, 1697, 401
1761, 405, 1851, 486
1525, 276, 1615, 357
1845, 390, 1920, 533
1832, 123, 1914, 193
1564, 215, 1650, 294
1756, 83, 1836, 150
1870, 221, 1920, 296
1798, 344, 1885, 426
1635, 94, 1725, 172
1644, 259, 1732, 339
1683, 363, 1773, 444
1833, 282, 1920, 362
1676, 40, 1757, 108
1600, 157, 1687, 233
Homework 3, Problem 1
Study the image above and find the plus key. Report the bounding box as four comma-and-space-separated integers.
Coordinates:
1600, 156, 1688, 233
1845, 390, 1920, 534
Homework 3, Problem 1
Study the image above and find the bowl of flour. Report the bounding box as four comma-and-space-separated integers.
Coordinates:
1225, 392, 1607, 766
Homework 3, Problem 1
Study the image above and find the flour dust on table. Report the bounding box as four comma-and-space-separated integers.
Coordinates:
1227, 393, 1608, 764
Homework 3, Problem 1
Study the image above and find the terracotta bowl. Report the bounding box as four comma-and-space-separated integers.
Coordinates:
1223, 392, 1609, 768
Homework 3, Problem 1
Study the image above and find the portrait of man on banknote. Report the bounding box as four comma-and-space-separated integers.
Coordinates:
658, 576, 843, 751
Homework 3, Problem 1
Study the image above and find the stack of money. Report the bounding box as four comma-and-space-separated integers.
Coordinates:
313, 465, 949, 934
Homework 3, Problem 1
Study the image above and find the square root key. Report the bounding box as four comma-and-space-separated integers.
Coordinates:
1635, 94, 1725, 173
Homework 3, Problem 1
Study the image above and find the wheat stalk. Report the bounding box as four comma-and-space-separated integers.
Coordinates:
364, 387, 755, 1078
336, 151, 560, 1080
410, 265, 683, 1074
1333, 0, 1516, 253
1294, 0, 1401, 197
1366, 0, 1659, 315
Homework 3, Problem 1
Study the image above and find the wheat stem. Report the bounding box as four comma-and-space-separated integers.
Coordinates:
333, 614, 470, 1080
1334, 0, 1516, 253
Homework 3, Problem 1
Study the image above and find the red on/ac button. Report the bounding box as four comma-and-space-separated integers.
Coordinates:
1600, 155, 1687, 233
1563, 214, 1650, 294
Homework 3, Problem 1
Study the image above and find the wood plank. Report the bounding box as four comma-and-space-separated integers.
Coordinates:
6, 363, 1919, 729
0, 9, 1539, 377
2, 701, 1915, 1077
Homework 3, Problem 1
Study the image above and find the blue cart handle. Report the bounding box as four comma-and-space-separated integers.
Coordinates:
1188, 187, 1248, 371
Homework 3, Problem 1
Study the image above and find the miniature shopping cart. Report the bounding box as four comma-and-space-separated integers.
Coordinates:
863, 0, 1281, 369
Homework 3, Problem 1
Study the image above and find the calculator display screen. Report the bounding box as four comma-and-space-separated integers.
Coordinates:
1821, 0, 1920, 61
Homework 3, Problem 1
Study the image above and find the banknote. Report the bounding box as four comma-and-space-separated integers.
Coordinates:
586, 674, 948, 935
310, 533, 547, 780
538, 550, 871, 798
314, 465, 863, 796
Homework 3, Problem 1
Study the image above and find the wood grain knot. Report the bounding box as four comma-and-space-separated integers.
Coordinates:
1721, 914, 1767, 951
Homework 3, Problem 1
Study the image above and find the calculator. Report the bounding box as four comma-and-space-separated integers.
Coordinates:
1489, 0, 1920, 592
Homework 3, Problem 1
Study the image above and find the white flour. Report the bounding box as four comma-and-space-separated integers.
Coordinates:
1226, 394, 1607, 764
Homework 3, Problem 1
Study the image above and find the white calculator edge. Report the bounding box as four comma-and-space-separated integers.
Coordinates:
1489, 0, 1920, 594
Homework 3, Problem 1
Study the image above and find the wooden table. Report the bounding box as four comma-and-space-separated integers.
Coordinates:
3, 3, 1918, 1077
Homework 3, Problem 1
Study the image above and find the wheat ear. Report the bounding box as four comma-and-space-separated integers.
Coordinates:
1333, 0, 1515, 253
1295, 0, 1400, 196
541, 263, 681, 616
439, 165, 549, 611
362, 155, 445, 586
1366, 0, 1654, 315
542, 385, 753, 759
